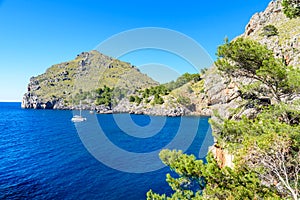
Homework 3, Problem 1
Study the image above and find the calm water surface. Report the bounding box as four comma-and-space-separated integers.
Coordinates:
0, 102, 212, 199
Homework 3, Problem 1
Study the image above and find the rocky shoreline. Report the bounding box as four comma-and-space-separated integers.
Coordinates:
21, 95, 206, 117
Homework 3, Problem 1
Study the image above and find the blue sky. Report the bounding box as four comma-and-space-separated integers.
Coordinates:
0, 0, 271, 102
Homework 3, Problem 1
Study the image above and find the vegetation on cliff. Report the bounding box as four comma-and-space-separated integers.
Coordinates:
282, 0, 300, 19
128, 73, 201, 106
261, 24, 279, 37
148, 30, 300, 200
212, 36, 300, 199
216, 37, 300, 102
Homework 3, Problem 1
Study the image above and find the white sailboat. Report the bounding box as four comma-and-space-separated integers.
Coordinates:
71, 101, 87, 122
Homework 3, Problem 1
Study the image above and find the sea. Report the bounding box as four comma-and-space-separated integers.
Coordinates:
0, 102, 213, 200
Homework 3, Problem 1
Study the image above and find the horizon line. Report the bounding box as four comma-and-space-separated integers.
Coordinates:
0, 100, 21, 103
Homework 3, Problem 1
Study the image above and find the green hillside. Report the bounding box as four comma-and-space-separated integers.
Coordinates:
23, 50, 159, 108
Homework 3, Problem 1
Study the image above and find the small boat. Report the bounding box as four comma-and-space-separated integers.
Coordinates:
71, 101, 87, 122
71, 115, 87, 122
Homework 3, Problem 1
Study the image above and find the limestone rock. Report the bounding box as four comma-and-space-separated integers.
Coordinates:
209, 144, 235, 169
243, 0, 300, 67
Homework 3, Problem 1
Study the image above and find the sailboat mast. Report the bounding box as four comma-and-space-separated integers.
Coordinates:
80, 100, 82, 116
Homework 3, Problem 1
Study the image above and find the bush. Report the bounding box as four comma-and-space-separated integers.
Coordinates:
94, 85, 113, 107
144, 98, 150, 104
129, 95, 135, 102
135, 96, 142, 105
282, 0, 300, 19
154, 94, 164, 105
177, 95, 191, 106
261, 25, 278, 37
129, 95, 142, 105
164, 73, 201, 90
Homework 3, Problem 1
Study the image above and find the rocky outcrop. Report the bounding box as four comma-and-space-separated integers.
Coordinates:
245, 1, 282, 37
244, 0, 300, 67
210, 144, 235, 169
21, 77, 59, 109
199, 68, 242, 118
112, 98, 189, 117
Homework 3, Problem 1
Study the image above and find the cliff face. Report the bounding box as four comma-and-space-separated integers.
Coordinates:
244, 0, 300, 67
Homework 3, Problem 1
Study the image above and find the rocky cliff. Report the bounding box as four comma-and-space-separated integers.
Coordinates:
201, 0, 300, 167
244, 0, 300, 67
198, 0, 300, 119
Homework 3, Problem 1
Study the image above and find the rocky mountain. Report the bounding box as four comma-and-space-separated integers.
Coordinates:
22, 50, 159, 110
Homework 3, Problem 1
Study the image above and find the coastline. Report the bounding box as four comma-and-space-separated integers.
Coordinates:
21, 104, 212, 117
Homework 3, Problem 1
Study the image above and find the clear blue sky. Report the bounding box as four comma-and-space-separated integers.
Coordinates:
0, 0, 271, 102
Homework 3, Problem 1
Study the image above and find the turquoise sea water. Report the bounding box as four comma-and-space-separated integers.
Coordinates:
0, 102, 213, 199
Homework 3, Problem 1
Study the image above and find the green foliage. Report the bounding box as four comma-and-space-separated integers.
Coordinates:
129, 95, 135, 102
149, 85, 170, 96
149, 36, 300, 199
287, 66, 300, 93
282, 0, 300, 19
72, 85, 128, 107
212, 101, 300, 199
73, 90, 94, 105
147, 150, 280, 200
164, 73, 201, 91
154, 94, 164, 105
216, 103, 300, 147
176, 95, 191, 107
213, 36, 300, 199
141, 85, 170, 98
191, 79, 205, 94
135, 96, 142, 105
144, 98, 151, 104
216, 37, 275, 75
261, 25, 279, 37
94, 85, 113, 107
129, 95, 143, 105
129, 85, 169, 105
129, 74, 203, 106
215, 37, 300, 102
